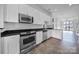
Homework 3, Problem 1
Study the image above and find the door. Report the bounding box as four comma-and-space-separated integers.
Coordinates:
63, 20, 73, 31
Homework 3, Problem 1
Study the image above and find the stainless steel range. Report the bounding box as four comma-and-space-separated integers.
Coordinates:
20, 31, 36, 54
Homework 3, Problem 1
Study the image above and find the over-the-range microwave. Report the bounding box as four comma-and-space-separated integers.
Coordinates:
19, 13, 33, 24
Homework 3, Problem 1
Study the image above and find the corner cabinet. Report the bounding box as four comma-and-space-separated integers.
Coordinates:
2, 35, 20, 54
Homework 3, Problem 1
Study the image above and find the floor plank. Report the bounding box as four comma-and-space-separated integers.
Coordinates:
30, 38, 78, 54
30, 31, 79, 54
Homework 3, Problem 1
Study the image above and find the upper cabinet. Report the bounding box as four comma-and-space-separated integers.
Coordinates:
27, 6, 41, 24
3, 4, 51, 25
0, 5, 4, 28
5, 4, 19, 22
27, 5, 51, 25
40, 12, 51, 25
18, 5, 28, 15
4, 4, 29, 22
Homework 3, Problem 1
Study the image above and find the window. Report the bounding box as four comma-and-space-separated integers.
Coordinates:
63, 20, 73, 31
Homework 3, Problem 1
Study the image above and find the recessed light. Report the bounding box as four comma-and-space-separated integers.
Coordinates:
69, 4, 72, 6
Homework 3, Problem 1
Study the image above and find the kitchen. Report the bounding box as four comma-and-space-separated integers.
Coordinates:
0, 4, 79, 54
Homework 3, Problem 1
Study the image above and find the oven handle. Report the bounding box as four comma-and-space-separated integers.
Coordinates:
20, 34, 36, 39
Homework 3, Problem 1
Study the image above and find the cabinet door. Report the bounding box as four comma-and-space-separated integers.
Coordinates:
47, 30, 53, 38
18, 4, 28, 15
5, 4, 19, 22
28, 6, 40, 24
40, 12, 51, 25
39, 12, 45, 24
3, 35, 20, 54
28, 5, 34, 16
0, 29, 2, 53
52, 30, 63, 39
32, 10, 41, 24
0, 5, 4, 28
36, 31, 43, 44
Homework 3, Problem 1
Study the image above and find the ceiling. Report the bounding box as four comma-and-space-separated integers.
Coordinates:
38, 4, 79, 18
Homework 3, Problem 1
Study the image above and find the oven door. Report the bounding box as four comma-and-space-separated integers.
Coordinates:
20, 34, 36, 50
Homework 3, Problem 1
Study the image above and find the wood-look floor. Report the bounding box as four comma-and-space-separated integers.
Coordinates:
30, 37, 79, 54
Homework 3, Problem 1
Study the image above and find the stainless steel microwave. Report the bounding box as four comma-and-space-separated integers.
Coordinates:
19, 13, 33, 24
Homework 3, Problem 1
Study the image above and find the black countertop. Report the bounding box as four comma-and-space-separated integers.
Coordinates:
1, 28, 53, 37
1, 22, 53, 37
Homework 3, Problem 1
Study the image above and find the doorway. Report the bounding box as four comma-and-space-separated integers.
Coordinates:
63, 20, 75, 42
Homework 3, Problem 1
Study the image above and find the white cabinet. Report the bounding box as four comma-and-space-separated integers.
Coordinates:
27, 6, 41, 24
0, 29, 2, 53
5, 4, 19, 22
5, 4, 30, 22
43, 30, 47, 41
32, 10, 41, 24
28, 6, 35, 16
52, 30, 63, 40
28, 5, 51, 25
36, 31, 43, 45
0, 5, 4, 28
40, 12, 45, 24
18, 5, 28, 15
2, 35, 20, 54
39, 12, 51, 25
2, 4, 51, 24
47, 29, 63, 40
47, 30, 53, 38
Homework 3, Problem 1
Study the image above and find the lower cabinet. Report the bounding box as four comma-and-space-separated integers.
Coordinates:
52, 30, 63, 40
43, 30, 47, 41
36, 31, 43, 45
2, 35, 20, 54
47, 29, 63, 40
0, 29, 2, 54
47, 30, 53, 38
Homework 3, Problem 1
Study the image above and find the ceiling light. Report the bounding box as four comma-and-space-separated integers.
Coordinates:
69, 3, 72, 6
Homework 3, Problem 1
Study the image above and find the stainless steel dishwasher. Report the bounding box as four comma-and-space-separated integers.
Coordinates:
43, 29, 47, 41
